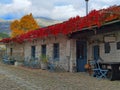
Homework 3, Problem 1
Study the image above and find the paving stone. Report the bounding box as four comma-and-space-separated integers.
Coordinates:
0, 62, 120, 90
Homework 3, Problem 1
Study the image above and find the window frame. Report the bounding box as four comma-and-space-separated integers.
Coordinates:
31, 46, 36, 58
116, 42, 120, 50
41, 44, 46, 56
10, 48, 13, 56
104, 42, 110, 53
53, 43, 59, 60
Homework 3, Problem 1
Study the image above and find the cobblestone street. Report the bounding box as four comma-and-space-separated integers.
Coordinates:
0, 62, 120, 90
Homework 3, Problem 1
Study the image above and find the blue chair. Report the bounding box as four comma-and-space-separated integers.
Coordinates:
31, 57, 40, 68
23, 57, 30, 67
96, 62, 108, 78
2, 55, 10, 64
47, 57, 55, 72
89, 60, 99, 77
89, 60, 108, 79
48, 62, 55, 72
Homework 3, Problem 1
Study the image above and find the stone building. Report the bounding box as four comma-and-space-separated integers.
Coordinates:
0, 42, 6, 59
1, 5, 120, 72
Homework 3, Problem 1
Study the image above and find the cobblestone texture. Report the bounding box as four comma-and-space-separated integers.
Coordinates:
0, 62, 120, 90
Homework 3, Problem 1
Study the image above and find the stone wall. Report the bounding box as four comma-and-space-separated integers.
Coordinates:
0, 50, 5, 60
88, 31, 120, 62
24, 35, 75, 71
6, 43, 24, 61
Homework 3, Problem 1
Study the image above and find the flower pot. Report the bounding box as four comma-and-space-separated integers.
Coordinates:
14, 61, 23, 66
41, 63, 48, 70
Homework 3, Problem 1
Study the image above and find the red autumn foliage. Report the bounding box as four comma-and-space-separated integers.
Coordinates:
1, 5, 120, 43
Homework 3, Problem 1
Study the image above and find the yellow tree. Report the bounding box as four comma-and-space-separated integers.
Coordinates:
10, 13, 39, 37
10, 20, 24, 37
20, 13, 39, 32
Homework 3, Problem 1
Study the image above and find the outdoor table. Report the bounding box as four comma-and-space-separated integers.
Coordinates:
99, 62, 120, 81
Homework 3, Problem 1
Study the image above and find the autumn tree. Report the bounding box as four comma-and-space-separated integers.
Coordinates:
20, 13, 39, 32
10, 13, 39, 37
10, 20, 24, 37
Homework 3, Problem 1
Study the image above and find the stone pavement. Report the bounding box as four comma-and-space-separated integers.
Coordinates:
0, 62, 120, 90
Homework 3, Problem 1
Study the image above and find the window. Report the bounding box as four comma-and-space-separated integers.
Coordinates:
104, 42, 110, 53
116, 42, 120, 50
93, 45, 99, 60
10, 48, 13, 56
31, 46, 36, 58
41, 45, 46, 55
53, 43, 59, 60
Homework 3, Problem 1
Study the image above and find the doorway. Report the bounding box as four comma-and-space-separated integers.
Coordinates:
93, 45, 100, 61
31, 46, 36, 58
76, 41, 87, 72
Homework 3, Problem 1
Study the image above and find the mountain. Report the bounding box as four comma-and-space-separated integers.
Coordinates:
0, 20, 11, 34
35, 17, 62, 27
0, 33, 9, 39
0, 17, 62, 35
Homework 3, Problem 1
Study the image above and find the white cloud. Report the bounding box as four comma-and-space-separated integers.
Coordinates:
90, 0, 120, 10
0, 0, 120, 20
12, 0, 31, 9
0, 0, 31, 16
90, 3, 107, 10
98, 0, 118, 3
50, 5, 84, 20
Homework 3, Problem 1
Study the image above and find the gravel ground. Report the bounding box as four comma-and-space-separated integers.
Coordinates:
0, 62, 120, 90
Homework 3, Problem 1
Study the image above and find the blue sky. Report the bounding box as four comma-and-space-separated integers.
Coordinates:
0, 0, 120, 20
0, 0, 12, 4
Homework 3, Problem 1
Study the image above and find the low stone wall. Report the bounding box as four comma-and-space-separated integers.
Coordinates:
0, 50, 5, 60
14, 61, 23, 66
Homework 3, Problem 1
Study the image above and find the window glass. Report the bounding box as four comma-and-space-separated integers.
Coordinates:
31, 46, 36, 58
53, 43, 59, 60
10, 48, 13, 56
116, 42, 120, 50
41, 45, 46, 55
104, 42, 110, 53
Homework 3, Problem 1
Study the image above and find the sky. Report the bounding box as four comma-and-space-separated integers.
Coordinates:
0, 0, 120, 21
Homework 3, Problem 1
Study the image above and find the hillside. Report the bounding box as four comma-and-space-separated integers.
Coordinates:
0, 17, 62, 36
0, 33, 9, 39
35, 17, 62, 27
0, 20, 11, 34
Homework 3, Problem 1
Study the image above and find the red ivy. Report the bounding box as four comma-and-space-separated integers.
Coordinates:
1, 5, 120, 44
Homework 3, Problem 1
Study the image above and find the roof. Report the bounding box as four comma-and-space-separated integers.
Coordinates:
1, 5, 120, 44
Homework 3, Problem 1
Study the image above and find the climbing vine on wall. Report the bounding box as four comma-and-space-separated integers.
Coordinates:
1, 5, 120, 43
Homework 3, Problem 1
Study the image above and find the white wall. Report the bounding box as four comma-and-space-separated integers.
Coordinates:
24, 35, 73, 71
88, 31, 120, 62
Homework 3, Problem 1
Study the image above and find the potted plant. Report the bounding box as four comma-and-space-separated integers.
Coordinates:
40, 54, 48, 70
14, 56, 24, 66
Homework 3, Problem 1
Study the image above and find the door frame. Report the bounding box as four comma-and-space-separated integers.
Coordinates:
76, 40, 87, 72
93, 45, 100, 61
31, 46, 36, 58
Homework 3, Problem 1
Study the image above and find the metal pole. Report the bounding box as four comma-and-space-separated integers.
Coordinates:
85, 0, 89, 15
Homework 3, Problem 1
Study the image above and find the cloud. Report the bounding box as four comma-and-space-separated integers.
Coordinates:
98, 0, 118, 3
27, 0, 86, 20
50, 5, 84, 20
0, 0, 31, 18
0, 0, 120, 20
90, 0, 120, 10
